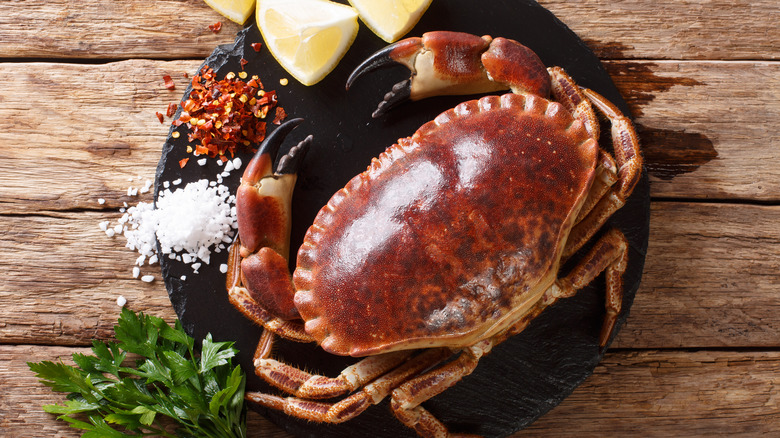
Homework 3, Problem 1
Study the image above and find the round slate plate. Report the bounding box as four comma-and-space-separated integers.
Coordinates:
156, 1, 650, 437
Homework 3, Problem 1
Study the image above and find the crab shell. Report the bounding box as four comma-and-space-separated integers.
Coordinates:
293, 92, 598, 357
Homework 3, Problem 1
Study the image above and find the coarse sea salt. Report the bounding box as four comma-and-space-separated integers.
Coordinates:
103, 178, 237, 279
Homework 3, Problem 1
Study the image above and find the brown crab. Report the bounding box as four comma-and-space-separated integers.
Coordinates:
226, 31, 642, 437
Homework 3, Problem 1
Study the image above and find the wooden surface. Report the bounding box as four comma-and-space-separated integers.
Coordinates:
1, 0, 778, 436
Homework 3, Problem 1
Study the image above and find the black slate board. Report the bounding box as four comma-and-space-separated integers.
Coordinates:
155, 1, 650, 437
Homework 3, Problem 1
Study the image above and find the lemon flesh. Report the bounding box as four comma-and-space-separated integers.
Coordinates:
258, 0, 359, 86
348, 0, 432, 42
203, 0, 256, 24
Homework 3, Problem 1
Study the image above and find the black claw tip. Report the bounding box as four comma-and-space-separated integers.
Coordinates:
372, 79, 412, 118
277, 134, 313, 175
346, 44, 401, 91
256, 118, 304, 160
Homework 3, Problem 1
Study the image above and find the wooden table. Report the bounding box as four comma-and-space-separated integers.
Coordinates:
2, 0, 778, 436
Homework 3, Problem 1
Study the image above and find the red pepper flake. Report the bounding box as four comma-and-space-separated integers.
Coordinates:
155, 112, 165, 124
166, 102, 178, 118
163, 75, 175, 91
272, 106, 287, 125
251, 43, 263, 52
179, 157, 189, 168
240, 57, 249, 70
208, 22, 222, 33
174, 65, 280, 159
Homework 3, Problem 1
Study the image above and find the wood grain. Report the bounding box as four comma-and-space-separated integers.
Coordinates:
539, 0, 780, 61
3, 203, 778, 348
520, 349, 780, 436
613, 202, 780, 349
0, 59, 199, 214
0, 0, 242, 59
4, 345, 778, 437
0, 210, 176, 346
0, 59, 777, 216
1, 0, 777, 61
606, 60, 780, 201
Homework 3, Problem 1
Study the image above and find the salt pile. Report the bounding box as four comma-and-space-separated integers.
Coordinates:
100, 168, 241, 280
154, 179, 236, 267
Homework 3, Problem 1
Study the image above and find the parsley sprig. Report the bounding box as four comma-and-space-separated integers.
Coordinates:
27, 308, 247, 437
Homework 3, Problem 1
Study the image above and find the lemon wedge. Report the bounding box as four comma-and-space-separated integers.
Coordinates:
348, 0, 432, 43
257, 0, 359, 86
203, 0, 256, 24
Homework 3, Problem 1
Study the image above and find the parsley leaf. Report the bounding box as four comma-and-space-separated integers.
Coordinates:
28, 307, 247, 438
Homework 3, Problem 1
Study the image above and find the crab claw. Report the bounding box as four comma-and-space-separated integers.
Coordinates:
347, 31, 551, 117
236, 118, 309, 257
229, 118, 312, 320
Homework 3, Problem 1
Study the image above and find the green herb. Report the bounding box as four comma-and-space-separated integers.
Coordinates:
27, 307, 247, 438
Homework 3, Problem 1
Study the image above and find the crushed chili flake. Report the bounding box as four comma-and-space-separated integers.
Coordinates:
179, 158, 189, 168
251, 43, 263, 52
272, 107, 287, 125
166, 102, 178, 118
208, 22, 222, 33
163, 75, 175, 91
177, 65, 279, 159
240, 58, 249, 70
156, 112, 165, 124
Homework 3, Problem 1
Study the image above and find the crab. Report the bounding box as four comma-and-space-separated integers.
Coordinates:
226, 31, 642, 437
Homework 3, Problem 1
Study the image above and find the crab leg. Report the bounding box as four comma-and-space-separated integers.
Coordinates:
228, 287, 312, 342
246, 349, 452, 423
548, 67, 600, 139
563, 89, 642, 258
576, 150, 619, 223
390, 340, 493, 438
553, 228, 629, 347
255, 350, 413, 399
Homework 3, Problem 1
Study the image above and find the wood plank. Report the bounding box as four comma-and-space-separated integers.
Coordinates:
1, 1, 777, 61
0, 0, 242, 59
0, 59, 201, 215
2, 203, 778, 348
0, 60, 777, 216
606, 60, 780, 201
520, 349, 780, 436
3, 345, 778, 436
0, 211, 177, 346
539, 0, 780, 61
613, 202, 780, 349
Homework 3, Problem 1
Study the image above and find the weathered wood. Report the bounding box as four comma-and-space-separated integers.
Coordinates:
0, 211, 177, 346
0, 59, 200, 214
1, 0, 777, 61
4, 345, 778, 436
613, 202, 780, 349
539, 0, 780, 61
0, 60, 777, 215
520, 349, 780, 436
605, 60, 780, 201
2, 203, 778, 348
0, 0, 242, 59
